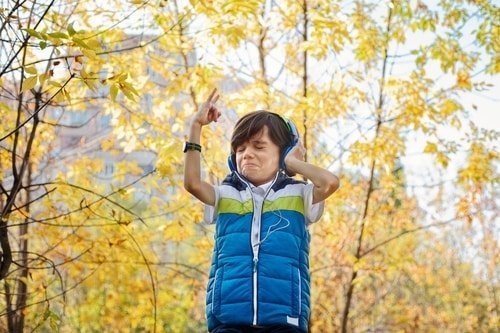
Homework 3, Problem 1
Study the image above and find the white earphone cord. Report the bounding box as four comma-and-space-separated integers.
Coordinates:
254, 210, 290, 247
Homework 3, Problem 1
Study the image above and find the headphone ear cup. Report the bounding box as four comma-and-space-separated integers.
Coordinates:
280, 145, 293, 170
227, 154, 237, 172
287, 121, 299, 146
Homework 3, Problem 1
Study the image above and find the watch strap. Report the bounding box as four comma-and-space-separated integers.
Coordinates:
184, 142, 202, 152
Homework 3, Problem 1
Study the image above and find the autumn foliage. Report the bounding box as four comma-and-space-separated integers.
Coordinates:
0, 0, 498, 332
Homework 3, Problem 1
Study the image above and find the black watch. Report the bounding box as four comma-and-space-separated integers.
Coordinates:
183, 142, 202, 153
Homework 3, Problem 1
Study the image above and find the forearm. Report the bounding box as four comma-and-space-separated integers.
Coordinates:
286, 159, 339, 202
183, 122, 202, 190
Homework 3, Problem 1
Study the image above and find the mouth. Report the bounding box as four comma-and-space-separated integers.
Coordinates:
242, 163, 258, 168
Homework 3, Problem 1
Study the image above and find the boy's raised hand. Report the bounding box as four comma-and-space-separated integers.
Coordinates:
192, 88, 221, 126
284, 140, 306, 176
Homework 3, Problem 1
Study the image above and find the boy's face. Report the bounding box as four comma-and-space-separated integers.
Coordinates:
235, 126, 280, 186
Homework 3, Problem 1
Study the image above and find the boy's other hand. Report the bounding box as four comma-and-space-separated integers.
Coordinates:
284, 140, 306, 175
192, 88, 221, 126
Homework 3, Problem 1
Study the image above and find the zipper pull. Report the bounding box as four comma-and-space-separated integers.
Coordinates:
253, 257, 258, 272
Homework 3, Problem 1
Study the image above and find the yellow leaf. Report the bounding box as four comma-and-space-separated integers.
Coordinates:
450, 116, 462, 129
82, 48, 96, 59
120, 81, 138, 94
440, 99, 459, 116
156, 142, 179, 178
121, 86, 137, 102
101, 138, 115, 151
62, 88, 71, 103
48, 80, 63, 88
24, 66, 37, 75
437, 152, 449, 168
21, 76, 37, 92
86, 39, 101, 50
38, 73, 49, 85
0, 102, 12, 112
456, 70, 472, 90
424, 142, 437, 153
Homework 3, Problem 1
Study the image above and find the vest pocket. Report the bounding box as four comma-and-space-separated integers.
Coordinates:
212, 267, 223, 316
291, 265, 301, 316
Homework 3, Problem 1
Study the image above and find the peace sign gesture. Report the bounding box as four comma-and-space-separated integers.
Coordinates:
192, 88, 221, 126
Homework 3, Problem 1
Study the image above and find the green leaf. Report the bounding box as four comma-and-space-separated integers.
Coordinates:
43, 307, 50, 320
50, 317, 58, 332
110, 84, 119, 102
25, 28, 42, 39
48, 32, 68, 39
48, 310, 60, 331
68, 23, 77, 36
39, 41, 47, 49
72, 37, 89, 49
21, 76, 37, 92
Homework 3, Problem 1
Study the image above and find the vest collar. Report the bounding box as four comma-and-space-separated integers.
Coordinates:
225, 170, 288, 191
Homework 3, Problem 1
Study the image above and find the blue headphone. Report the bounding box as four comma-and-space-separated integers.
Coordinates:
227, 113, 299, 173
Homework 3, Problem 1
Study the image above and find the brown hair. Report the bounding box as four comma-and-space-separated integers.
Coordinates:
230, 110, 292, 154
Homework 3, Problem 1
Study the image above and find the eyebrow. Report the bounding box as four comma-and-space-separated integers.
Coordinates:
250, 139, 268, 144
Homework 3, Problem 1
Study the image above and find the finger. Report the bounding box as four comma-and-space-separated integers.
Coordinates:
208, 107, 218, 120
215, 111, 222, 122
207, 88, 217, 102
212, 94, 220, 104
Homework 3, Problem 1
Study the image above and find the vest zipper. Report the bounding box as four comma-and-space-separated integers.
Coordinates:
235, 172, 280, 326
252, 257, 258, 325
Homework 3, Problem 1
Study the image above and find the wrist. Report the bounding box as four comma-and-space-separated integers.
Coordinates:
183, 141, 202, 153
285, 157, 301, 174
190, 120, 203, 130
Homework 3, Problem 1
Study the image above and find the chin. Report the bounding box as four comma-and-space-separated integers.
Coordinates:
241, 172, 259, 183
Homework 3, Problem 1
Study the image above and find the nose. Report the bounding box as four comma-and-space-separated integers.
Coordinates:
241, 147, 255, 160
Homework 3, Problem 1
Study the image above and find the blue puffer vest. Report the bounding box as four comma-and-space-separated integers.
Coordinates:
206, 171, 312, 332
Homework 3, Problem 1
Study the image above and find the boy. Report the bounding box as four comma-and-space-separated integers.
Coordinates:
184, 89, 339, 333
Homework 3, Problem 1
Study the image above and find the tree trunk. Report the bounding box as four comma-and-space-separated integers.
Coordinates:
302, 0, 309, 165
340, 2, 393, 331
12, 162, 32, 332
